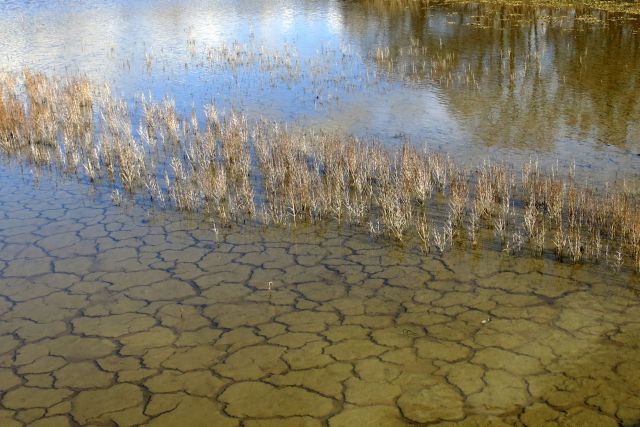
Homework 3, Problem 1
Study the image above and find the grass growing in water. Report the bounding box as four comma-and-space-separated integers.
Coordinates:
1, 71, 639, 272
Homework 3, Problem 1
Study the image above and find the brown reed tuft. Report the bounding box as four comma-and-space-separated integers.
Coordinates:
1, 71, 640, 273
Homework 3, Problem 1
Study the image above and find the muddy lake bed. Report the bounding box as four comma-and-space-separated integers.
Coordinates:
1, 0, 640, 426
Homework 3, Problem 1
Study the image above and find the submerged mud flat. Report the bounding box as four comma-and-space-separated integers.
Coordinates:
1, 168, 639, 426
2, 0, 640, 425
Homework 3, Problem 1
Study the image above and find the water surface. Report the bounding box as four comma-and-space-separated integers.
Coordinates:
1, 161, 639, 426
1, 0, 639, 178
2, 0, 640, 425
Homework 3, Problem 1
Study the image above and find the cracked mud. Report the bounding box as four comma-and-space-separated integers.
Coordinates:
1, 170, 639, 426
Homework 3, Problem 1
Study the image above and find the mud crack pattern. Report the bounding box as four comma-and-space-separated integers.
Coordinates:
0, 169, 639, 426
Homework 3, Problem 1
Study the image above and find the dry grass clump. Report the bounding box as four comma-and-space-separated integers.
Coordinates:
101, 95, 147, 191
379, 171, 413, 242
219, 113, 255, 217
24, 71, 59, 147
254, 123, 320, 223
448, 169, 469, 225
1, 72, 96, 167
253, 123, 383, 225
0, 75, 27, 151
1, 70, 640, 273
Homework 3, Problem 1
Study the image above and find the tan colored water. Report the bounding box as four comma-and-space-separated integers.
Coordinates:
2, 0, 640, 425
1, 166, 639, 426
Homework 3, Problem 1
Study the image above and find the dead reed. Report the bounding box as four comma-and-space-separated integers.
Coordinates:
1, 70, 639, 273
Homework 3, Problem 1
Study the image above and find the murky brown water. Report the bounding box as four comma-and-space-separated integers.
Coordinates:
2, 0, 640, 425
1, 164, 639, 426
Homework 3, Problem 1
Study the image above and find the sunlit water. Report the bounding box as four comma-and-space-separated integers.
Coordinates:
1, 0, 640, 426
1, 0, 640, 177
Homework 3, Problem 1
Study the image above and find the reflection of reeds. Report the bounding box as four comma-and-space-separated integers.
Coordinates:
1, 71, 640, 272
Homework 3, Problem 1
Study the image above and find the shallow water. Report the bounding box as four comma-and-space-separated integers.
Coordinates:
2, 0, 640, 425
1, 0, 640, 179
1, 163, 640, 426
